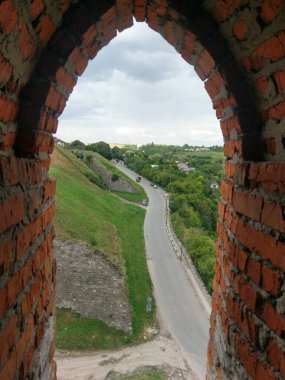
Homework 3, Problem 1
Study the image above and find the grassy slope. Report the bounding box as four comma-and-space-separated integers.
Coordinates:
51, 148, 155, 349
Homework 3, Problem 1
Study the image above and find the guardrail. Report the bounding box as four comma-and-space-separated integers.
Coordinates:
161, 189, 212, 318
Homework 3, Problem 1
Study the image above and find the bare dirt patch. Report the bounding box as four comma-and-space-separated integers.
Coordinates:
56, 335, 196, 380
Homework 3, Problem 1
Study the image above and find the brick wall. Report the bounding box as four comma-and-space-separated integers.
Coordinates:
0, 1, 284, 379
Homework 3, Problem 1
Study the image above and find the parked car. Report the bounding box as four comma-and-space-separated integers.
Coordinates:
153, 184, 158, 189
136, 176, 141, 182
150, 183, 154, 186
141, 199, 149, 206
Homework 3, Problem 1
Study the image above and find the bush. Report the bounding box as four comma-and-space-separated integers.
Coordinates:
111, 173, 119, 182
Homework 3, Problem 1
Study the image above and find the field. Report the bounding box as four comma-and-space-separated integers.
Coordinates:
51, 148, 156, 350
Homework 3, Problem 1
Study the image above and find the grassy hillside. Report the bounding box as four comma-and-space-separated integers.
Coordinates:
64, 147, 147, 204
50, 148, 156, 350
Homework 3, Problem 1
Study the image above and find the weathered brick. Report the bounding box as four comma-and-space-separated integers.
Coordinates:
233, 20, 247, 40
0, 55, 13, 87
35, 15, 56, 45
261, 265, 282, 295
260, 0, 283, 24
68, 47, 88, 76
16, 130, 54, 155
273, 71, 285, 92
261, 200, 285, 233
19, 23, 37, 60
0, 239, 13, 273
31, 0, 45, 20
0, 95, 18, 122
0, 0, 18, 35
0, 194, 25, 234
233, 191, 263, 221
0, 314, 18, 364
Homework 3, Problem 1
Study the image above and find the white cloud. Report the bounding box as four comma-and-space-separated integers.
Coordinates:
57, 22, 222, 146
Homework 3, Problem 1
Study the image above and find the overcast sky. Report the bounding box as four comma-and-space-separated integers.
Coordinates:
56, 22, 222, 146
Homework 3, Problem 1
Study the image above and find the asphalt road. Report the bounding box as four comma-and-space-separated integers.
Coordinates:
117, 164, 210, 380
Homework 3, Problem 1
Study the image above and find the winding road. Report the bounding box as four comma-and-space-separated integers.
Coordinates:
118, 165, 210, 379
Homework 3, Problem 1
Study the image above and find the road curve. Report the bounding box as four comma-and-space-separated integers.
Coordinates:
117, 164, 210, 379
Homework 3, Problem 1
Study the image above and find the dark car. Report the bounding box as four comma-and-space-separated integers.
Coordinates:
136, 176, 141, 182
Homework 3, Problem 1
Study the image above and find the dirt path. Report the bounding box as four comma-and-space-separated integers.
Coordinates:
56, 335, 198, 380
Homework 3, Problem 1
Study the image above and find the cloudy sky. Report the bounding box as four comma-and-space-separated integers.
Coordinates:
56, 21, 222, 146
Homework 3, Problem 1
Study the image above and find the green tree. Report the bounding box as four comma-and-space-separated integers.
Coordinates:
86, 141, 112, 160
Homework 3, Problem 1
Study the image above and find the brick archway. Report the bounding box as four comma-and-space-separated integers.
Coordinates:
0, 1, 284, 379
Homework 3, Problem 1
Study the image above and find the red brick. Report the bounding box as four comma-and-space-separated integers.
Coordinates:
44, 178, 56, 201
211, 0, 249, 22
273, 71, 285, 92
82, 25, 97, 48
233, 20, 247, 40
233, 273, 258, 311
246, 257, 261, 285
0, 347, 17, 380
260, 0, 283, 24
134, 0, 146, 21
45, 87, 66, 114
229, 213, 285, 271
224, 140, 241, 158
246, 32, 285, 71
233, 191, 263, 221
234, 333, 257, 379
18, 103, 59, 133
31, 0, 45, 20
220, 115, 241, 138
0, 287, 8, 318
255, 76, 269, 92
259, 301, 285, 336
0, 314, 18, 363
0, 95, 18, 122
196, 49, 215, 78
261, 200, 285, 233
0, 239, 13, 273
262, 100, 285, 121
255, 361, 276, 380
16, 130, 54, 155
204, 71, 226, 100
220, 178, 234, 203
55, 68, 76, 93
69, 47, 88, 76
0, 131, 16, 150
0, 0, 18, 35
36, 15, 56, 45
0, 194, 25, 234
261, 265, 282, 295
0, 55, 13, 87
267, 339, 284, 371
181, 30, 196, 65
19, 23, 37, 60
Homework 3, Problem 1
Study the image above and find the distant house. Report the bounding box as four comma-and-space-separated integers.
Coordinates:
54, 137, 66, 147
177, 162, 192, 173
210, 182, 219, 189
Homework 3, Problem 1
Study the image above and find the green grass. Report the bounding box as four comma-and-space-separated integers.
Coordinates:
51, 148, 156, 350
56, 308, 133, 350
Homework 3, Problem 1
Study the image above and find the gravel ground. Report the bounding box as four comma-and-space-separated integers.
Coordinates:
55, 334, 199, 380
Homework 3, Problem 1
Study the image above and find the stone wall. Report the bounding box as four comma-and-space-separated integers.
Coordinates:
55, 237, 132, 333
0, 1, 284, 379
89, 158, 137, 193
